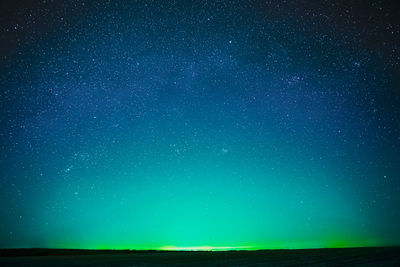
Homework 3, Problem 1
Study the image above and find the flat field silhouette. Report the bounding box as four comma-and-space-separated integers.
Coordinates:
1, 247, 399, 266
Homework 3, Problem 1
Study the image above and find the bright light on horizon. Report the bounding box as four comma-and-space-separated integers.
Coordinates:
160, 246, 253, 251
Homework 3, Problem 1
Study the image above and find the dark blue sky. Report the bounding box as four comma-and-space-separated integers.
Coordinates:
1, 0, 400, 249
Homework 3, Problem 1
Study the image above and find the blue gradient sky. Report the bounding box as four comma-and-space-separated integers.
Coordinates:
0, 0, 400, 249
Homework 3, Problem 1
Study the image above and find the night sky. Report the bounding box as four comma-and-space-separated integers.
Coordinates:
1, 0, 400, 250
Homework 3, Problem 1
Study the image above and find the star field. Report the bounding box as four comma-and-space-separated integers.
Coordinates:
0, 0, 400, 249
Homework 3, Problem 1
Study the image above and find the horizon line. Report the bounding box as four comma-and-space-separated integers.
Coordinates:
2, 245, 400, 252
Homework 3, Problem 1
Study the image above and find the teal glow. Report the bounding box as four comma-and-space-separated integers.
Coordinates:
1, 0, 399, 250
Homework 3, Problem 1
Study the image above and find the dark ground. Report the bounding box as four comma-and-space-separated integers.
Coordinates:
0, 247, 399, 266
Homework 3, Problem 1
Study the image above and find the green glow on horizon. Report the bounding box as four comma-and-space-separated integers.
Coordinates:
44, 240, 387, 251
15, 145, 395, 251
1, 0, 400, 251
